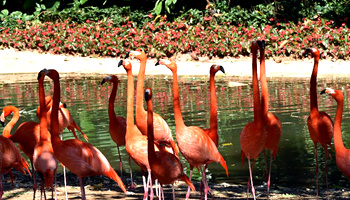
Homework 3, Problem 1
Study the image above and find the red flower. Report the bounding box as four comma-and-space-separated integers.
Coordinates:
204, 16, 212, 21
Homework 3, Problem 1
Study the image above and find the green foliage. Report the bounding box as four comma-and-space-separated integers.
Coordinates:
154, 0, 177, 15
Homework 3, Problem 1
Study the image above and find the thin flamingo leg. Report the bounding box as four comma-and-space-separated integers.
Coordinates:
31, 160, 37, 200
248, 159, 256, 200
172, 184, 175, 200
60, 133, 68, 200
0, 172, 2, 199
117, 146, 123, 177
324, 148, 329, 200
185, 167, 193, 200
148, 171, 154, 200
79, 177, 86, 200
316, 145, 319, 199
267, 152, 273, 200
143, 175, 148, 200
129, 156, 136, 190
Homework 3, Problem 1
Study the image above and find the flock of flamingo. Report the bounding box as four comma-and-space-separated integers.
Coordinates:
0, 39, 349, 200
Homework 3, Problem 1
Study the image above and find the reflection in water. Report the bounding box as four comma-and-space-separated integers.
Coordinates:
1, 75, 350, 189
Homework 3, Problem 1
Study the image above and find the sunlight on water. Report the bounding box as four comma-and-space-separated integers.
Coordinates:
1, 74, 350, 189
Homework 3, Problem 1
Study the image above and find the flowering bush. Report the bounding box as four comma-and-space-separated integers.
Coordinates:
0, 16, 349, 59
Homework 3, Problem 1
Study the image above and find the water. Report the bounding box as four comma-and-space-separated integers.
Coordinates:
1, 74, 350, 189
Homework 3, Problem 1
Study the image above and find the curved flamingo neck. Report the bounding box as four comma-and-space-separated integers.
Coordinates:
126, 69, 135, 133
333, 91, 346, 153
108, 80, 118, 120
209, 72, 218, 140
259, 48, 269, 119
252, 49, 262, 123
136, 58, 147, 119
171, 67, 185, 130
2, 106, 19, 138
310, 57, 319, 116
147, 97, 157, 161
49, 71, 61, 144
39, 77, 49, 141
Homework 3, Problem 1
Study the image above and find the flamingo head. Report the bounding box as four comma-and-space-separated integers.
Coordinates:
0, 106, 17, 126
125, 50, 146, 60
144, 88, 152, 101
38, 69, 59, 81
303, 48, 320, 58
155, 59, 177, 72
118, 59, 132, 72
321, 88, 344, 102
257, 40, 265, 50
210, 64, 225, 75
101, 75, 118, 85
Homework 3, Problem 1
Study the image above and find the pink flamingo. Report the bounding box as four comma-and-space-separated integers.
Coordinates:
156, 59, 228, 200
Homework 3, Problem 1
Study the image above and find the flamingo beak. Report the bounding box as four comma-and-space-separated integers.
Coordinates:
303, 48, 311, 57
101, 78, 106, 85
220, 66, 225, 74
125, 52, 130, 59
320, 89, 327, 95
258, 40, 265, 50
155, 60, 160, 66
118, 60, 123, 67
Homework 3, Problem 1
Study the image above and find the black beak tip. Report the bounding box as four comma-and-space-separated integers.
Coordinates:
320, 89, 326, 95
303, 48, 311, 57
63, 103, 67, 108
118, 60, 123, 67
101, 79, 106, 85
1, 121, 4, 127
125, 52, 130, 59
155, 61, 160, 66
220, 66, 225, 74
144, 88, 152, 101
257, 40, 265, 50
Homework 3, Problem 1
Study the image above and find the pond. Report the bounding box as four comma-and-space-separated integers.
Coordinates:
1, 73, 350, 190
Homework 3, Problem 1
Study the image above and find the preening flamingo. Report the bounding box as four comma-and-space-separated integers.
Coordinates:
321, 88, 350, 180
240, 41, 267, 200
0, 106, 41, 195
33, 69, 58, 199
125, 51, 178, 156
304, 48, 333, 199
100, 75, 127, 176
155, 59, 228, 200
38, 68, 126, 200
258, 40, 282, 199
144, 87, 195, 200
118, 60, 158, 200
0, 115, 31, 198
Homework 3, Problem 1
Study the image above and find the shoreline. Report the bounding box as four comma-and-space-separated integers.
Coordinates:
1, 48, 350, 83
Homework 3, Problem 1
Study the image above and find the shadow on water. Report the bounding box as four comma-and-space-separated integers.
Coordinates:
1, 74, 350, 191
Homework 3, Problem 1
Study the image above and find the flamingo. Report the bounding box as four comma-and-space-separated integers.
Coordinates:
33, 68, 58, 199
118, 60, 158, 200
155, 59, 228, 200
0, 115, 31, 198
321, 88, 350, 180
38, 68, 126, 200
125, 51, 178, 156
100, 75, 137, 189
1, 105, 86, 198
144, 87, 195, 200
240, 41, 267, 200
258, 40, 282, 199
100, 75, 127, 175
0, 106, 42, 196
304, 48, 333, 199
200, 64, 225, 197
36, 95, 89, 142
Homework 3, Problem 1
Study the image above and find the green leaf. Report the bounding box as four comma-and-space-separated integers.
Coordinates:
2, 0, 6, 6
154, 1, 163, 15
80, 0, 88, 5
1, 9, 9, 16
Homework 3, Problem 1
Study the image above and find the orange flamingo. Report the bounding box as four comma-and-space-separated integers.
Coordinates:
101, 75, 136, 189
240, 41, 267, 200
144, 87, 195, 199
33, 69, 58, 199
321, 88, 350, 180
156, 59, 228, 200
38, 68, 126, 200
125, 51, 178, 156
100, 75, 127, 176
0, 115, 31, 198
258, 40, 282, 199
304, 48, 333, 199
118, 59, 158, 200
0, 106, 42, 195
200, 64, 225, 197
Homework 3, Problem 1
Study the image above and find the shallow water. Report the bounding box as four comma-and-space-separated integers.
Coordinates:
1, 74, 350, 190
